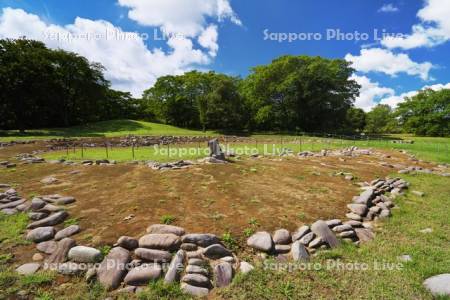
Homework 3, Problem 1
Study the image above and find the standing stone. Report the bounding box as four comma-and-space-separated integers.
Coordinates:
182, 234, 220, 247
247, 232, 273, 252
134, 248, 172, 262
124, 264, 162, 286
97, 247, 131, 291
44, 238, 76, 266
203, 244, 232, 259
354, 189, 374, 205
138, 234, 181, 251
26, 227, 55, 243
68, 246, 102, 263
55, 225, 80, 241
27, 211, 68, 229
291, 241, 309, 261
116, 236, 139, 250
311, 220, 340, 248
164, 250, 185, 283
208, 138, 225, 160
214, 262, 233, 288
146, 224, 185, 236
273, 229, 291, 245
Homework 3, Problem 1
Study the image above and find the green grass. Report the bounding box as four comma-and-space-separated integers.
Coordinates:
217, 173, 450, 299
0, 119, 215, 141
0, 212, 29, 246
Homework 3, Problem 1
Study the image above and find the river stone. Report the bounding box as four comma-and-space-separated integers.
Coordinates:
164, 250, 185, 283
291, 241, 309, 261
68, 246, 102, 263
182, 273, 211, 288
332, 224, 353, 233
53, 196, 76, 205
38, 204, 64, 214
180, 243, 197, 251
16, 203, 31, 212
27, 211, 68, 229
347, 204, 368, 216
28, 212, 49, 221
146, 224, 185, 236
138, 234, 181, 251
55, 225, 80, 241
188, 258, 206, 266
16, 263, 41, 275
247, 232, 273, 252
214, 262, 233, 288
344, 220, 363, 228
299, 232, 315, 245
44, 238, 76, 266
203, 244, 232, 259
40, 177, 58, 184
275, 244, 291, 254
186, 265, 208, 276
292, 225, 311, 242
355, 228, 375, 242
308, 237, 324, 248
325, 219, 342, 228
124, 264, 162, 286
346, 213, 362, 221
181, 283, 209, 297
116, 236, 139, 250
423, 274, 450, 296
37, 241, 58, 254
369, 206, 382, 214
239, 261, 254, 274
339, 231, 356, 238
311, 220, 340, 248
354, 189, 374, 205
379, 209, 391, 218
1, 208, 17, 215
0, 198, 25, 210
182, 233, 220, 247
134, 248, 172, 262
32, 253, 44, 261
97, 247, 131, 291
58, 262, 85, 276
26, 226, 55, 243
273, 229, 291, 245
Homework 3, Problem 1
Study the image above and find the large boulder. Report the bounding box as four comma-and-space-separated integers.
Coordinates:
247, 232, 273, 252
68, 246, 102, 263
138, 234, 181, 251
97, 247, 131, 291
26, 226, 55, 243
146, 224, 185, 236
123, 264, 162, 286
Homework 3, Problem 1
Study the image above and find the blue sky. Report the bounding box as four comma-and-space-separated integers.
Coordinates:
1, 0, 450, 110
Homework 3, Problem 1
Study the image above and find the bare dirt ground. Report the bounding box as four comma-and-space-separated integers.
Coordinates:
0, 142, 435, 262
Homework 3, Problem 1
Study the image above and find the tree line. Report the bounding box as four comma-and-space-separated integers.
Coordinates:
1, 38, 448, 136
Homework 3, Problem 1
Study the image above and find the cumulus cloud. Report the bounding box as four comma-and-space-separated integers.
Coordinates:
378, 3, 399, 13
381, 0, 450, 49
0, 2, 240, 97
380, 82, 450, 108
351, 75, 395, 111
345, 48, 433, 80
117, 0, 241, 37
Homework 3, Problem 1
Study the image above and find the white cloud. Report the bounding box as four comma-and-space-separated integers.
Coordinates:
380, 82, 450, 108
381, 0, 450, 49
351, 75, 395, 111
198, 25, 219, 57
117, 0, 241, 37
378, 3, 399, 13
0, 5, 240, 97
345, 48, 433, 80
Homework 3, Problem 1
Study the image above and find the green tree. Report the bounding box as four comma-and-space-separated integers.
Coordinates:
365, 104, 398, 134
396, 89, 450, 136
345, 107, 366, 133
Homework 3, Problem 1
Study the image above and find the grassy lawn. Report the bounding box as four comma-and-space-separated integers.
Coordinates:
217, 173, 450, 299
0, 119, 216, 141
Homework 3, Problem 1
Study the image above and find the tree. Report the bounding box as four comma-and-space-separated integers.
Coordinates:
241, 55, 360, 132
345, 107, 366, 133
364, 104, 398, 134
396, 89, 450, 136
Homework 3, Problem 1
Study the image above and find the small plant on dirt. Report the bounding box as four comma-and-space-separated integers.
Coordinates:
297, 212, 306, 221
20, 271, 56, 287
0, 253, 13, 264
243, 227, 255, 237
35, 291, 54, 300
210, 212, 224, 221
160, 215, 175, 225
63, 218, 79, 226
28, 192, 38, 198
248, 217, 259, 227
221, 232, 238, 251
99, 245, 111, 258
